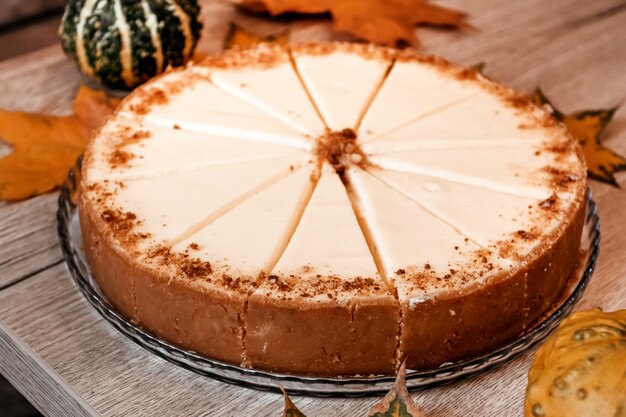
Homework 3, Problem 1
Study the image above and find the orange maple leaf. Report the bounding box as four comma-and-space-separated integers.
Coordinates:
231, 0, 469, 46
279, 386, 307, 417
0, 86, 121, 201
532, 89, 626, 187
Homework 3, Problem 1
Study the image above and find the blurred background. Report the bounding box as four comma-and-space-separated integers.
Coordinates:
0, 0, 64, 61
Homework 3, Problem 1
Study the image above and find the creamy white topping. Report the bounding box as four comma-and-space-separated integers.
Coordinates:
347, 167, 512, 298
208, 58, 326, 136
120, 70, 312, 149
172, 163, 318, 278
368, 167, 538, 248
271, 164, 380, 280
369, 146, 553, 200
103, 154, 310, 248
359, 61, 484, 142
292, 50, 391, 130
85, 119, 305, 183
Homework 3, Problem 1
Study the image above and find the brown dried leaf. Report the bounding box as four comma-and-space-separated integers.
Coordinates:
231, 0, 468, 46
223, 22, 289, 51
368, 362, 426, 417
532, 89, 625, 186
73, 86, 122, 131
280, 386, 307, 417
0, 86, 120, 201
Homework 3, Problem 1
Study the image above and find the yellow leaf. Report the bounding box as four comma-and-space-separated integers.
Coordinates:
0, 86, 120, 201
368, 362, 426, 417
73, 86, 122, 131
532, 89, 625, 186
230, 0, 469, 46
223, 22, 289, 51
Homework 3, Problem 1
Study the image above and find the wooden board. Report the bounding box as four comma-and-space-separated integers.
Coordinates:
1, 0, 625, 415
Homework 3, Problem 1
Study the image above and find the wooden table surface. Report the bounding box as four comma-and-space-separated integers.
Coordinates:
1, 0, 625, 416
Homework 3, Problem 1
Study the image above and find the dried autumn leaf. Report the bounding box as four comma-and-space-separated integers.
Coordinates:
0, 86, 120, 201
230, 0, 468, 46
73, 86, 122, 131
532, 89, 625, 186
368, 362, 426, 417
280, 386, 307, 417
224, 22, 289, 51
470, 62, 486, 73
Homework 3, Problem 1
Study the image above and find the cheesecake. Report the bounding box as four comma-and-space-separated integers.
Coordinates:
79, 42, 586, 376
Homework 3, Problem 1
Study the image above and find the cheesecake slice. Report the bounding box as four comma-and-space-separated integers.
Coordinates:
247, 165, 398, 375
79, 42, 586, 376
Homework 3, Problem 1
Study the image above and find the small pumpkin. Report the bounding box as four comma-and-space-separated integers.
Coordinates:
525, 308, 626, 417
59, 0, 203, 89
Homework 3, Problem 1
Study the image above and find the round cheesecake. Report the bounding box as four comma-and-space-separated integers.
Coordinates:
79, 42, 586, 376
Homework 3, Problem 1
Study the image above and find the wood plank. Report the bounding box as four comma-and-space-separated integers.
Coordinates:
0, 0, 625, 415
0, 47, 80, 288
0, 194, 63, 291
0, 321, 96, 417
0, 45, 79, 114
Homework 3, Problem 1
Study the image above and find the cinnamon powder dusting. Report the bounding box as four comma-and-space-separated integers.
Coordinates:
107, 128, 150, 169
148, 245, 213, 280
539, 194, 559, 210
180, 258, 213, 278
108, 149, 134, 167
263, 274, 384, 300
315, 128, 370, 175
543, 166, 580, 190
99, 208, 148, 246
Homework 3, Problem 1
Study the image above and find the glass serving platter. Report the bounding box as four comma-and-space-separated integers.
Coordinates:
57, 158, 600, 397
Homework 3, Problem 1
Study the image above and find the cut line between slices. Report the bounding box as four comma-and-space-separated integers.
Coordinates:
88, 152, 307, 184
370, 158, 552, 200
166, 161, 313, 248
361, 91, 482, 145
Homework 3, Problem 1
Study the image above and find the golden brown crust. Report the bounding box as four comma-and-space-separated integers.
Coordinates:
245, 294, 399, 375
79, 193, 137, 322
133, 263, 246, 364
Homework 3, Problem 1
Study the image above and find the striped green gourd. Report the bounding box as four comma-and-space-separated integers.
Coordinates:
60, 0, 202, 89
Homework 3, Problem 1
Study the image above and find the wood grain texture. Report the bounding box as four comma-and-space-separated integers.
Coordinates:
0, 0, 625, 416
0, 194, 62, 291
0, 321, 96, 417
0, 46, 80, 289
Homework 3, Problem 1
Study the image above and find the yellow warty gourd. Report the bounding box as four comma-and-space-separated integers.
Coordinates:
525, 308, 626, 417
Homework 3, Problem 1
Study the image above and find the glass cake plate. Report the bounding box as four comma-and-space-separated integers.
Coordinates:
57, 158, 600, 397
